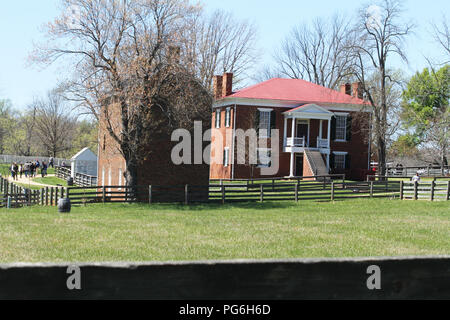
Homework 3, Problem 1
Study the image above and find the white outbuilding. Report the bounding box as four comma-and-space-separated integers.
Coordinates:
70, 147, 98, 178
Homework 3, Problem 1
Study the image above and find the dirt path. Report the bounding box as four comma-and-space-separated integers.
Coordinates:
5, 174, 60, 188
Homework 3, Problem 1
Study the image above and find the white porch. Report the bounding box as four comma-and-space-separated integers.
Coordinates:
283, 104, 334, 178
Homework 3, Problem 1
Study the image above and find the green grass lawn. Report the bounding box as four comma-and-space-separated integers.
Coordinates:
32, 176, 68, 187
0, 199, 448, 263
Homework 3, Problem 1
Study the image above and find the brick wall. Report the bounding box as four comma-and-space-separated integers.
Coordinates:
210, 105, 371, 181
98, 105, 210, 190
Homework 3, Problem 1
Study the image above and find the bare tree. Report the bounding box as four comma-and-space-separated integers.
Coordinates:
32, 0, 212, 189
348, 0, 414, 175
273, 14, 355, 89
182, 10, 259, 91
34, 90, 76, 157
431, 15, 450, 63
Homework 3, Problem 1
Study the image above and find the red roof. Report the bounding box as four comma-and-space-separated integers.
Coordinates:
226, 78, 366, 105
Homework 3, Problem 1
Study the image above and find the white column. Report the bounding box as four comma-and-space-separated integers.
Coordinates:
290, 151, 295, 177
291, 118, 296, 143
326, 153, 330, 171
290, 117, 296, 177
327, 118, 331, 149
283, 117, 287, 147
319, 120, 323, 139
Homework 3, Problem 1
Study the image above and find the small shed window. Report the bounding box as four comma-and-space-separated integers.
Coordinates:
225, 107, 231, 127
223, 147, 230, 167
215, 109, 221, 128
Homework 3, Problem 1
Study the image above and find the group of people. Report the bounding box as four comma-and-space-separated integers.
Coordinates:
9, 157, 54, 181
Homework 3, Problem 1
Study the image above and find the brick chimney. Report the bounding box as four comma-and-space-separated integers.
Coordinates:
222, 73, 233, 97
352, 82, 364, 99
340, 83, 352, 96
213, 75, 223, 100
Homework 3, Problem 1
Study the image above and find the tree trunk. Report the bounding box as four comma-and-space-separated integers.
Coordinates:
378, 136, 387, 177
124, 156, 138, 201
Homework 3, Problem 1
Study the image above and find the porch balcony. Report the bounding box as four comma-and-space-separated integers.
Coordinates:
282, 104, 334, 177
286, 137, 306, 147
316, 138, 329, 149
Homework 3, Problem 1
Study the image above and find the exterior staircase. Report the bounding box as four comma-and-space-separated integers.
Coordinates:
304, 149, 329, 181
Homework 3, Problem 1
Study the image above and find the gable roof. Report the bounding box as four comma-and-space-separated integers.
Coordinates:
284, 104, 334, 114
71, 147, 97, 161
225, 78, 366, 105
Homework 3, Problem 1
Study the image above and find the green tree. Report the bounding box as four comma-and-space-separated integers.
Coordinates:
402, 65, 450, 168
389, 134, 420, 158
0, 99, 17, 154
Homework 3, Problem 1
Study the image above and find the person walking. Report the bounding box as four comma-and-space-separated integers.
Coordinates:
412, 172, 421, 183
12, 163, 18, 181
30, 162, 35, 178
19, 163, 23, 179
10, 163, 16, 180
49, 157, 54, 168
23, 162, 29, 178
41, 161, 48, 178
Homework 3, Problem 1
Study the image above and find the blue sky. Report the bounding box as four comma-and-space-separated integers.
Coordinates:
0, 0, 448, 109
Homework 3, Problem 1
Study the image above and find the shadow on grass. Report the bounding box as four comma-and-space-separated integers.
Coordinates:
85, 200, 328, 212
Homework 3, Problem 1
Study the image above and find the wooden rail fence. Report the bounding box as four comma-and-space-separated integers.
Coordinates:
5, 174, 446, 208
400, 181, 450, 201
55, 166, 97, 187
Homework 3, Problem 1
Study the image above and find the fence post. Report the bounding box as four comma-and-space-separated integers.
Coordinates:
414, 181, 418, 201
295, 182, 299, 203
45, 187, 49, 206
370, 181, 374, 198
50, 188, 54, 206
221, 185, 225, 205
446, 181, 450, 201
27, 189, 31, 206
55, 187, 59, 205
7, 196, 11, 209
185, 185, 189, 205
342, 174, 346, 189
102, 186, 106, 203
430, 181, 435, 202
331, 182, 335, 201
149, 185, 152, 205
272, 180, 275, 192
400, 181, 404, 200
40, 188, 44, 205
260, 184, 264, 203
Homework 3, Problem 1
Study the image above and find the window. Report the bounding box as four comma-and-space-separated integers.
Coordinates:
257, 148, 272, 168
225, 107, 231, 127
118, 168, 122, 190
223, 148, 230, 167
335, 115, 347, 141
215, 109, 221, 128
333, 153, 346, 169
259, 110, 271, 138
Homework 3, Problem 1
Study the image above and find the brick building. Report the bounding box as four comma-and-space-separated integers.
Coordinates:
97, 77, 211, 192
210, 74, 372, 181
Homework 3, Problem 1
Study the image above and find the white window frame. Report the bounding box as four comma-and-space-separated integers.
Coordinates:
333, 151, 348, 170
334, 113, 349, 142
257, 148, 272, 168
118, 168, 123, 191
215, 109, 221, 128
258, 108, 272, 138
225, 107, 231, 127
223, 147, 230, 167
